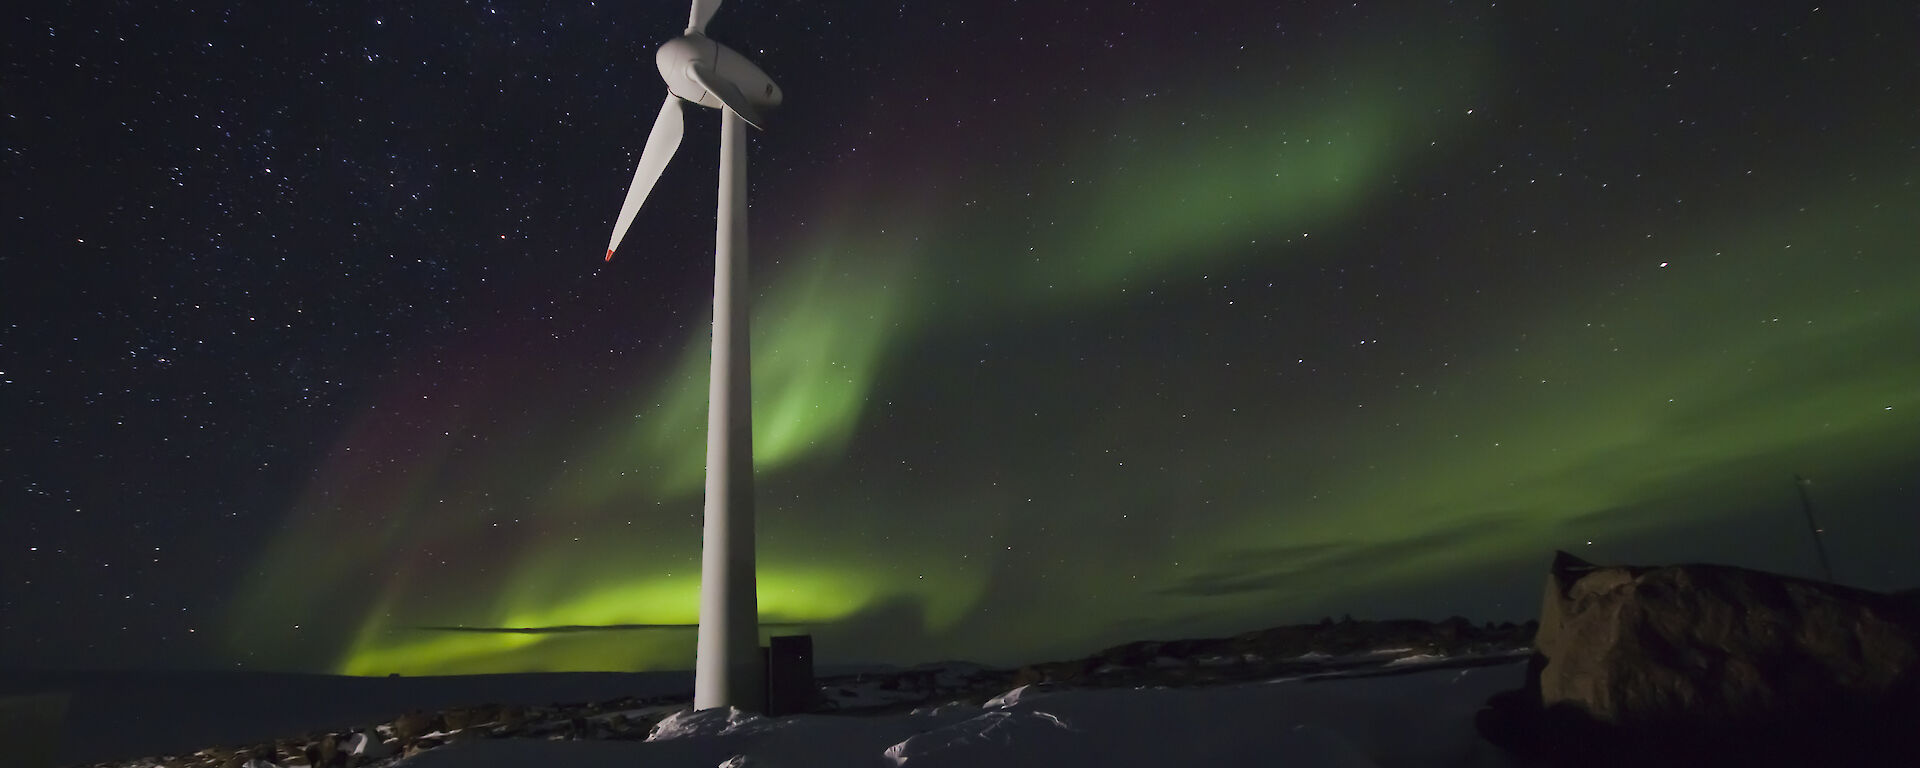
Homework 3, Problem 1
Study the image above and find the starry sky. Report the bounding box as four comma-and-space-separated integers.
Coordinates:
4, 0, 1917, 675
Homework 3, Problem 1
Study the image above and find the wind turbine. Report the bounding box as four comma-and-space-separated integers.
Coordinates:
603, 0, 782, 712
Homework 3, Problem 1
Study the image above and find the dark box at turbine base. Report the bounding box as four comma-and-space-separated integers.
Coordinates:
764, 634, 815, 716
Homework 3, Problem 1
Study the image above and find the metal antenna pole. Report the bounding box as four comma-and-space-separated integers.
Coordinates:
1793, 474, 1835, 583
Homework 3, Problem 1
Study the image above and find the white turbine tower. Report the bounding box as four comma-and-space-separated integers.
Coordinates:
603, 0, 781, 712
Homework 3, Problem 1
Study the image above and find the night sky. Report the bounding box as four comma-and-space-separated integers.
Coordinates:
5, 1, 1917, 675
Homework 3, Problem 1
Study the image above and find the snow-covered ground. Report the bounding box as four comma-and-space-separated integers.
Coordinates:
0, 669, 693, 765
393, 661, 1527, 768
9, 649, 1532, 767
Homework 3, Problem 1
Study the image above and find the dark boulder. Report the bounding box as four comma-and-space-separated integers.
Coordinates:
390, 710, 434, 743
1480, 551, 1920, 765
439, 706, 477, 731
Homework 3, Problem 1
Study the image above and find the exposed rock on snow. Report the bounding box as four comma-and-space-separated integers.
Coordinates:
343, 729, 390, 759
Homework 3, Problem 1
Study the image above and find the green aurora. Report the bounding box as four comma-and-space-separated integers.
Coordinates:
223, 9, 1920, 675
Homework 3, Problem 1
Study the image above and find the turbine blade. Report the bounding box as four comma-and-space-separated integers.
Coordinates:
688, 64, 766, 130
689, 0, 721, 34
606, 95, 686, 261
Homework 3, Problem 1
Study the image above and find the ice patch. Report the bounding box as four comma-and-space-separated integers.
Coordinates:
646, 707, 778, 741
982, 684, 1052, 709
883, 709, 1076, 765
909, 702, 970, 717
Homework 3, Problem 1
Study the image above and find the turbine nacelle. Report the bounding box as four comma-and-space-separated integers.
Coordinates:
658, 34, 782, 129
604, 28, 781, 261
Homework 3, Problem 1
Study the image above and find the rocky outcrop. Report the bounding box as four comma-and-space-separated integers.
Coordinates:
1480, 551, 1920, 765
1002, 615, 1535, 691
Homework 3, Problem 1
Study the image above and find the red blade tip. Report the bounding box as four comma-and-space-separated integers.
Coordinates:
604, 249, 615, 262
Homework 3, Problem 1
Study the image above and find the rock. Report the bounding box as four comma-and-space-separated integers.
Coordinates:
274, 737, 309, 764
402, 736, 444, 758
440, 707, 476, 731
301, 734, 337, 768
390, 711, 433, 743
492, 706, 528, 736
1482, 551, 1920, 765
340, 729, 390, 760
1538, 551, 1920, 725
446, 726, 488, 743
